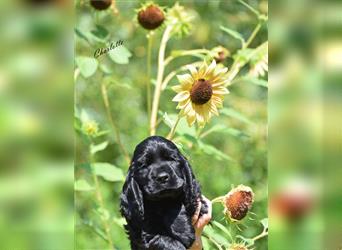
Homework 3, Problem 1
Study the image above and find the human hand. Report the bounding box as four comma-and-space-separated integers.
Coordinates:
188, 196, 212, 250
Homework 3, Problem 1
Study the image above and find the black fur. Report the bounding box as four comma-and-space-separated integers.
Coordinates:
120, 136, 207, 250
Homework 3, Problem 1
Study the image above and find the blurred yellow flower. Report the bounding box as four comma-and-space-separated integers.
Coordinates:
172, 60, 229, 127
82, 121, 99, 137
228, 243, 248, 250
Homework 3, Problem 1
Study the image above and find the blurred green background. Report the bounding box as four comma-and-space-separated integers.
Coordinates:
75, 0, 267, 249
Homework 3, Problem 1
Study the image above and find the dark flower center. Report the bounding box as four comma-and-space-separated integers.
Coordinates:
190, 79, 213, 105
138, 5, 165, 30
90, 0, 112, 11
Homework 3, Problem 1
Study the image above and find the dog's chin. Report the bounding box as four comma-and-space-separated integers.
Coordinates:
145, 183, 184, 201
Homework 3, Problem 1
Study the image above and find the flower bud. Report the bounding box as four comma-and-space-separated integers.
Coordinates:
212, 46, 230, 63
90, 0, 112, 11
137, 4, 165, 30
224, 185, 254, 221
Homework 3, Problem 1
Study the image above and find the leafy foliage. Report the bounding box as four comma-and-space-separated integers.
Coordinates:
75, 0, 268, 249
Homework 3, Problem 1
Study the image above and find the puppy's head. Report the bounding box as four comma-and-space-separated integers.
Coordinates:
120, 136, 199, 223
130, 136, 185, 200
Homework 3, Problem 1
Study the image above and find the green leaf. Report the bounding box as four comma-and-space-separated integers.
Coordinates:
75, 179, 94, 191
161, 112, 196, 137
235, 77, 267, 88
198, 141, 233, 161
261, 218, 268, 231
75, 28, 91, 44
96, 208, 110, 221
82, 220, 108, 242
90, 25, 109, 41
236, 235, 254, 247
76, 56, 98, 78
220, 26, 245, 46
221, 108, 252, 124
248, 77, 268, 87
204, 226, 230, 247
234, 48, 255, 63
182, 134, 198, 144
162, 112, 175, 128
108, 46, 132, 64
202, 237, 210, 250
238, 0, 260, 17
93, 163, 125, 182
90, 141, 108, 155
212, 220, 233, 240
113, 217, 126, 227
80, 109, 90, 122
201, 124, 248, 138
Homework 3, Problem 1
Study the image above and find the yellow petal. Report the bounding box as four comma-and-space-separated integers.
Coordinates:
198, 62, 207, 78
196, 112, 205, 125
172, 85, 184, 93
177, 74, 193, 87
194, 105, 205, 125
202, 104, 211, 122
213, 87, 229, 95
177, 99, 190, 109
214, 66, 228, 76
172, 91, 190, 102
211, 81, 226, 87
187, 64, 198, 77
183, 102, 193, 114
205, 60, 216, 75
210, 101, 219, 116
186, 112, 196, 126
212, 95, 223, 108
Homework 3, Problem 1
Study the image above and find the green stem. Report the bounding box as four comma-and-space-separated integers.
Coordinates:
211, 196, 225, 203
225, 22, 263, 87
150, 25, 173, 135
202, 233, 224, 250
89, 148, 115, 250
161, 70, 177, 90
251, 230, 268, 243
244, 23, 262, 49
146, 31, 154, 123
101, 82, 130, 165
164, 49, 211, 66
167, 114, 181, 140
238, 0, 260, 17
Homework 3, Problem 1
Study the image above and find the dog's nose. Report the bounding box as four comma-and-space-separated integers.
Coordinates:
156, 172, 169, 183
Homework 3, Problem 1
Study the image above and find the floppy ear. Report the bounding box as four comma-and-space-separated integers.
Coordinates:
120, 168, 144, 224
180, 155, 201, 216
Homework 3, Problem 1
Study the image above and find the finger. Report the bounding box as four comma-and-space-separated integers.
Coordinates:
192, 200, 201, 225
195, 196, 212, 228
203, 196, 212, 218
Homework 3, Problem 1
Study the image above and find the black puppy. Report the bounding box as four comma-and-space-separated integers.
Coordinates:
120, 136, 207, 250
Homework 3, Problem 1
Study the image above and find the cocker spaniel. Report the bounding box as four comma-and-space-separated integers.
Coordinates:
120, 136, 208, 250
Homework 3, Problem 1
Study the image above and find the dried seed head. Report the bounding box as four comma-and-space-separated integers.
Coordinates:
271, 192, 313, 221
137, 5, 165, 30
90, 0, 112, 11
224, 185, 254, 221
190, 78, 213, 105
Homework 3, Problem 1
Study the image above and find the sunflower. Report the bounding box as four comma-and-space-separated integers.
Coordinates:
172, 60, 229, 127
